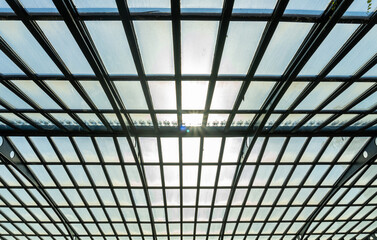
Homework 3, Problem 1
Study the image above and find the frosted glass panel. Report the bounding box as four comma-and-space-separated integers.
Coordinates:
182, 81, 209, 110
85, 21, 137, 75
210, 81, 242, 110
114, 81, 148, 110
148, 81, 176, 110
0, 21, 60, 75
239, 82, 275, 110
181, 21, 218, 75
256, 22, 313, 76
134, 21, 174, 75
219, 21, 266, 75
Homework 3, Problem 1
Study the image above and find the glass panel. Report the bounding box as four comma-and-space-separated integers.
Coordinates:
50, 113, 82, 131
0, 50, 24, 74
231, 114, 255, 128
183, 166, 198, 186
207, 113, 229, 127
261, 137, 285, 162
222, 137, 243, 163
210, 81, 242, 110
74, 137, 100, 162
0, 113, 36, 130
0, 83, 32, 109
12, 80, 60, 109
85, 21, 137, 75
300, 137, 327, 162
127, 0, 171, 13
219, 22, 266, 75
145, 166, 162, 186
329, 26, 377, 76
181, 21, 219, 75
200, 166, 217, 186
29, 137, 60, 162
363, 64, 377, 77
351, 91, 377, 110
148, 81, 176, 110
233, 0, 277, 14
134, 21, 174, 75
202, 137, 222, 162
79, 81, 112, 110
139, 138, 159, 163
218, 166, 236, 186
322, 114, 358, 131
344, 0, 377, 17
345, 114, 377, 131
318, 137, 349, 162
182, 137, 200, 163
19, 0, 58, 13
300, 24, 358, 76
182, 114, 203, 126
276, 82, 309, 110
0, 21, 60, 75
130, 113, 153, 127
270, 165, 292, 186
161, 138, 179, 163
253, 165, 274, 186
37, 21, 93, 75
156, 114, 177, 127
239, 81, 275, 110
181, 0, 224, 13
164, 166, 180, 186
284, 0, 330, 15
255, 22, 313, 76
77, 113, 107, 131
23, 113, 58, 130
295, 82, 342, 110
0, 0, 12, 13
300, 114, 333, 131
52, 137, 80, 163
72, 0, 118, 13
182, 81, 208, 110
276, 114, 307, 131
45, 81, 90, 110
323, 82, 375, 110
114, 81, 148, 110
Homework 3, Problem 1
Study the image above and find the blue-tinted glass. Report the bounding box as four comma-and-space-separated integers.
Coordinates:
0, 0, 12, 12
351, 91, 377, 110
45, 81, 90, 110
77, 113, 107, 131
255, 22, 313, 76
181, 0, 224, 13
29, 137, 60, 163
219, 21, 266, 75
300, 24, 358, 76
322, 114, 358, 131
79, 81, 112, 110
24, 113, 59, 130
0, 113, 36, 130
345, 114, 377, 131
329, 26, 377, 76
19, 0, 58, 13
85, 21, 137, 75
114, 81, 148, 110
284, 0, 330, 15
299, 114, 333, 131
181, 21, 219, 75
0, 21, 60, 75
0, 50, 23, 75
50, 113, 83, 131
344, 0, 377, 17
12, 80, 60, 110
233, 0, 277, 14
72, 0, 118, 13
127, 0, 170, 13
363, 64, 377, 77
0, 83, 32, 109
52, 137, 80, 163
323, 82, 375, 110
134, 21, 174, 75
37, 21, 93, 75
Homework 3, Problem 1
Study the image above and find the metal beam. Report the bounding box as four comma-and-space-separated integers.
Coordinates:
0, 136, 78, 240
296, 136, 377, 240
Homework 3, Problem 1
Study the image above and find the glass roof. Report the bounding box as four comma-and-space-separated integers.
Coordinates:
0, 1, 376, 240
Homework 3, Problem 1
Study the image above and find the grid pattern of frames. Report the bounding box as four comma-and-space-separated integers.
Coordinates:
0, 0, 377, 240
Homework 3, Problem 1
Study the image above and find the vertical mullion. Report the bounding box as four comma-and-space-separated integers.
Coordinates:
193, 137, 204, 240
202, 0, 235, 127
171, 0, 182, 128
156, 137, 171, 240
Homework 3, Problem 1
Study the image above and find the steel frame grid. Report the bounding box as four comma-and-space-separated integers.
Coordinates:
0, 0, 376, 240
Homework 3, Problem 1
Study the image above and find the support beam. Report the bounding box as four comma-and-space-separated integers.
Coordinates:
296, 137, 377, 240
0, 136, 78, 240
